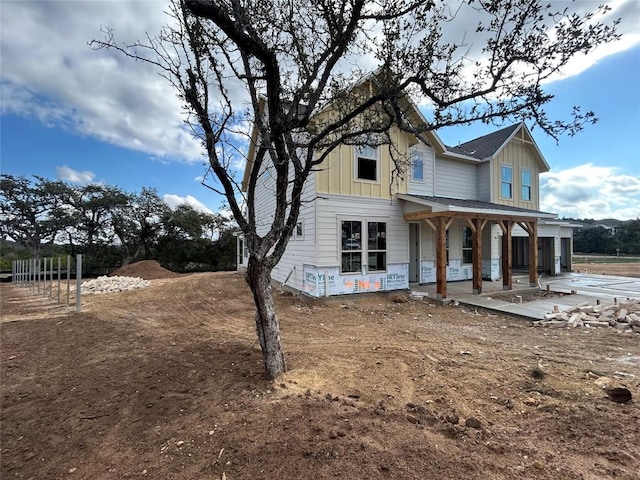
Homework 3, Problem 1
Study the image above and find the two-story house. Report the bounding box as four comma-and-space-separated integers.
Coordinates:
237, 103, 574, 299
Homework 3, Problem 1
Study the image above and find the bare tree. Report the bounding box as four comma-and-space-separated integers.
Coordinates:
91, 0, 619, 379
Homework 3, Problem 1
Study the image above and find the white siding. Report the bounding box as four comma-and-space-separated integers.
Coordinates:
249, 151, 320, 292
477, 162, 491, 201
434, 158, 478, 199
407, 144, 435, 196
316, 194, 409, 268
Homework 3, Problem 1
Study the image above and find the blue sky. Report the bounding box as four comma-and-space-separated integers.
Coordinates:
1, 1, 639, 220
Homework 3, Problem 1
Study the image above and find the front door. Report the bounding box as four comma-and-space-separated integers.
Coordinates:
409, 223, 420, 282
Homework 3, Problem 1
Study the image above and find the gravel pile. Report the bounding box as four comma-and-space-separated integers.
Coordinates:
81, 275, 150, 295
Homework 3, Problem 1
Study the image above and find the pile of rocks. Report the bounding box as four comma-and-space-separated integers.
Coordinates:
534, 298, 640, 332
81, 275, 150, 295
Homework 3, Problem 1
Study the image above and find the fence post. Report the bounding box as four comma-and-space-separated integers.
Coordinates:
49, 257, 54, 300
66, 255, 71, 306
36, 258, 41, 295
76, 254, 82, 312
44, 257, 49, 297
32, 258, 37, 293
57, 257, 61, 303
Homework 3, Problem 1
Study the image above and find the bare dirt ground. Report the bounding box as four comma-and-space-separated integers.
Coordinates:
573, 262, 640, 278
2, 262, 639, 480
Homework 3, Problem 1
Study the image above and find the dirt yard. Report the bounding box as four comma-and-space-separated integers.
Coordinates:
573, 262, 640, 278
2, 263, 639, 480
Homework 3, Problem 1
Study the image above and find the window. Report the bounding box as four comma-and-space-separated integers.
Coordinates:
412, 150, 423, 180
238, 236, 244, 265
367, 222, 386, 271
462, 226, 473, 264
341, 220, 387, 273
501, 164, 513, 199
356, 145, 378, 181
521, 169, 532, 201
294, 221, 303, 239
341, 220, 362, 273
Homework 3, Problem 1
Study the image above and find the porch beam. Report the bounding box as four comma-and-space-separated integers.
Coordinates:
404, 210, 542, 223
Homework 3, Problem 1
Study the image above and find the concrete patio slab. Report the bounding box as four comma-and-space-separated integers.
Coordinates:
411, 272, 640, 321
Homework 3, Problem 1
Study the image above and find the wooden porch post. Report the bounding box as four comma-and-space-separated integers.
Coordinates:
517, 221, 539, 286
528, 221, 538, 286
498, 220, 513, 290
469, 218, 487, 294
435, 216, 448, 300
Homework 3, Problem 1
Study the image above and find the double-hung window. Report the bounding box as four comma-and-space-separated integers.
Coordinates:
341, 221, 362, 273
367, 222, 386, 271
356, 145, 378, 181
462, 226, 473, 264
341, 220, 387, 273
412, 150, 424, 181
501, 164, 513, 199
521, 169, 532, 201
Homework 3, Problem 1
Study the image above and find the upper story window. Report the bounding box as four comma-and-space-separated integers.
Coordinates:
356, 145, 378, 181
411, 150, 424, 181
521, 169, 532, 201
501, 164, 513, 199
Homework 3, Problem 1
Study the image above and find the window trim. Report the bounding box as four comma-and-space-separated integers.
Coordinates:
354, 145, 380, 183
521, 168, 532, 201
411, 149, 424, 181
339, 218, 387, 275
500, 163, 513, 199
461, 226, 473, 264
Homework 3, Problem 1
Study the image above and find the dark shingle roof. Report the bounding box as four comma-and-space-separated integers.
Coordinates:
405, 194, 555, 216
446, 124, 520, 160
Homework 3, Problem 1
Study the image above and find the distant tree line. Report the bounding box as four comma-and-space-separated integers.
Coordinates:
570, 219, 640, 255
0, 174, 238, 274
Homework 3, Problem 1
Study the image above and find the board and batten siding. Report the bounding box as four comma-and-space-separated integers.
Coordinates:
315, 195, 409, 268
434, 158, 478, 199
314, 127, 414, 199
493, 139, 541, 209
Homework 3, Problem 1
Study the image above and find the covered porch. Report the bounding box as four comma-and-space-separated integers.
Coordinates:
398, 194, 557, 300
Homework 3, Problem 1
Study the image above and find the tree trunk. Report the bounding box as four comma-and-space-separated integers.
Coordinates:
246, 257, 287, 380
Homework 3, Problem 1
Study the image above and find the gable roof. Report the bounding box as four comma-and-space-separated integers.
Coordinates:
447, 124, 520, 160
444, 122, 550, 172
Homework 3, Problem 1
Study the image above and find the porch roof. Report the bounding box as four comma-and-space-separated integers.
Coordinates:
398, 194, 557, 221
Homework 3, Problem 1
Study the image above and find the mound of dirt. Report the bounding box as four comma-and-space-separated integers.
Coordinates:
108, 260, 181, 280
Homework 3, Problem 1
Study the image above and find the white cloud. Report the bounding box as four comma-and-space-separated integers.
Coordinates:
0, 1, 202, 163
1, 0, 637, 168
541, 164, 640, 220
163, 193, 213, 214
56, 165, 96, 184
